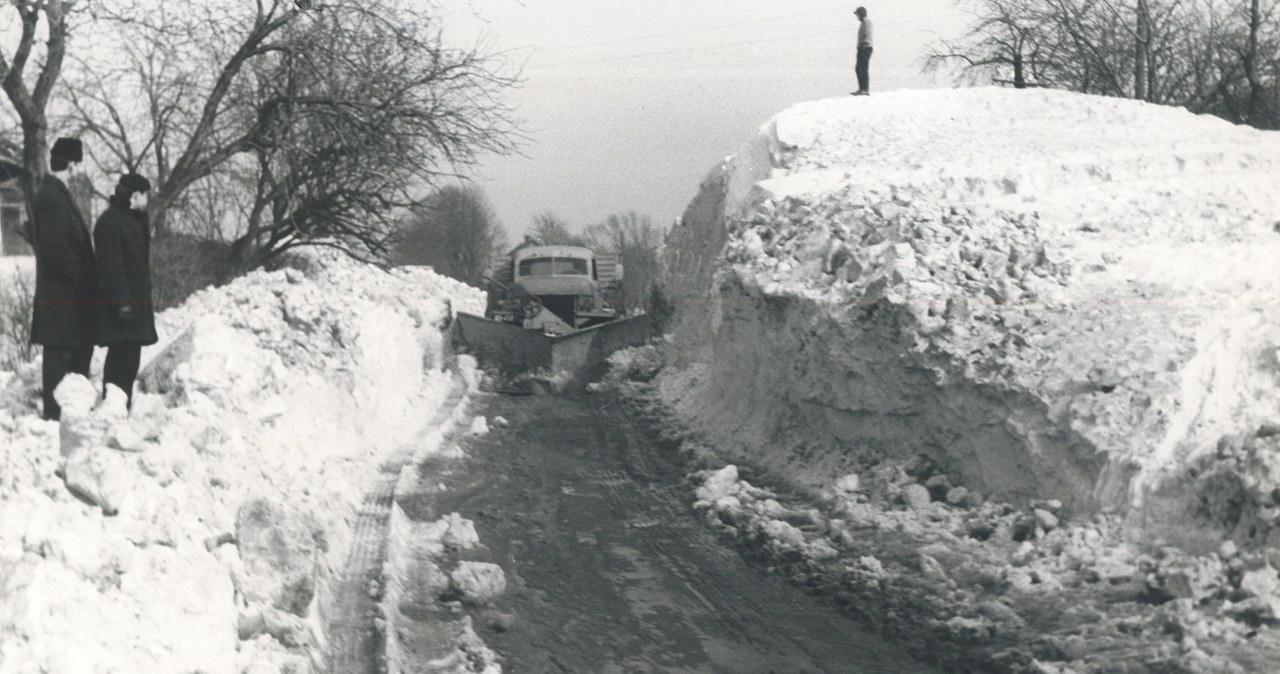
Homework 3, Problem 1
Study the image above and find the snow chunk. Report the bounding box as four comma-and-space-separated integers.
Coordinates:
835, 473, 860, 494
695, 465, 740, 504
423, 512, 480, 552
449, 561, 507, 603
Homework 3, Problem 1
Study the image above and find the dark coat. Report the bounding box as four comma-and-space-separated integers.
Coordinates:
94, 200, 158, 345
30, 174, 98, 347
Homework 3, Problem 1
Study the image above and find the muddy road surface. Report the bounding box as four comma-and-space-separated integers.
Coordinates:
396, 392, 932, 673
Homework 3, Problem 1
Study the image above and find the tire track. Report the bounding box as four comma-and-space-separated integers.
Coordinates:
392, 391, 927, 673
587, 402, 781, 654
326, 378, 467, 674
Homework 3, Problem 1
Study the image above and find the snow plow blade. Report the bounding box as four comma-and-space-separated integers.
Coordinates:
452, 312, 652, 382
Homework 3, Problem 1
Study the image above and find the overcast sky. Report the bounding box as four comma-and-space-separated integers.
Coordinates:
442, 1, 970, 238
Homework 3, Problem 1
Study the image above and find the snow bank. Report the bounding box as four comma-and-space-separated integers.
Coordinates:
0, 252, 486, 672
651, 87, 1280, 670
661, 87, 1280, 550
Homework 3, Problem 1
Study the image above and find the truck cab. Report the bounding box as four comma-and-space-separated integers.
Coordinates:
486, 245, 623, 335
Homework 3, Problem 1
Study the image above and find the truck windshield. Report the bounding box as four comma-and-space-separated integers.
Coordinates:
518, 257, 589, 277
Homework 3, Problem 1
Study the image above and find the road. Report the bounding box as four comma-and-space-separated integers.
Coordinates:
395, 391, 932, 673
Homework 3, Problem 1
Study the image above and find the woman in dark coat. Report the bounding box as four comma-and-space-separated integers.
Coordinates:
31, 137, 98, 420
94, 173, 158, 407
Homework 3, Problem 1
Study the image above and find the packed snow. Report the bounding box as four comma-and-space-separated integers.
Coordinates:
0, 251, 495, 672
653, 87, 1280, 671
665, 86, 1280, 527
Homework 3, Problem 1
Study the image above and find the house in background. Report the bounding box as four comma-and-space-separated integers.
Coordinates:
0, 170, 97, 257
0, 177, 28, 256
0, 141, 28, 256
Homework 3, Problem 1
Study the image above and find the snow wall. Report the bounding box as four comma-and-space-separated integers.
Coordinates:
660, 88, 1280, 553
0, 253, 487, 673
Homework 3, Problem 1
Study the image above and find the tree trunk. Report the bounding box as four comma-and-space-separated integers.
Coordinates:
223, 169, 271, 282
1135, 0, 1150, 101
149, 194, 172, 239
17, 118, 48, 242
1245, 0, 1262, 123
3, 1, 69, 235
1014, 52, 1027, 88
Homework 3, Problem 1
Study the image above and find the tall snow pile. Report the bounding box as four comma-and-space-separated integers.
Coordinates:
0, 252, 484, 673
661, 87, 1280, 551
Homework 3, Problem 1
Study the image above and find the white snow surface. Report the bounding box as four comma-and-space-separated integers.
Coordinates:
0, 255, 32, 278
0, 251, 485, 673
661, 88, 1280, 548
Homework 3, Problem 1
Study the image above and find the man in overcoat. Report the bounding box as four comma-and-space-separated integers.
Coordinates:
31, 137, 96, 421
94, 173, 158, 408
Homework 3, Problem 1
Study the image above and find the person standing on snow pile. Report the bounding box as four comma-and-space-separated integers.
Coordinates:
853, 6, 874, 96
31, 137, 97, 421
94, 173, 158, 409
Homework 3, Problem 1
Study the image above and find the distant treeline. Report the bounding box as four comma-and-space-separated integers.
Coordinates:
926, 0, 1280, 129
395, 191, 663, 316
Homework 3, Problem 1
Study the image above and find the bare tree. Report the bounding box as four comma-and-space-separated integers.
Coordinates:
61, 0, 313, 237
223, 3, 520, 270
59, 0, 520, 271
396, 184, 506, 287
0, 0, 74, 232
1215, 0, 1280, 126
531, 211, 586, 246
925, 0, 1280, 129
584, 212, 662, 314
924, 0, 1051, 88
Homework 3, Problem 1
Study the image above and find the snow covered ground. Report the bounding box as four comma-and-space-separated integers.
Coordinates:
0, 252, 495, 672
654, 88, 1280, 671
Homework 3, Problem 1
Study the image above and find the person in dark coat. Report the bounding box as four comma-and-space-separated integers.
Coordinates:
31, 137, 97, 421
94, 173, 158, 408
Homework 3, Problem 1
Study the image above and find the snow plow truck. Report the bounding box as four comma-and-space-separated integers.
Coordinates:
452, 244, 651, 381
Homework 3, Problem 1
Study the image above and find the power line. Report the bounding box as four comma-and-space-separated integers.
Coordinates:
530, 13, 962, 70
534, 28, 850, 69
541, 4, 853, 51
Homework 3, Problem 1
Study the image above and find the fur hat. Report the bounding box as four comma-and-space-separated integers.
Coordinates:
855, 6, 867, 16
119, 173, 151, 193
50, 137, 83, 163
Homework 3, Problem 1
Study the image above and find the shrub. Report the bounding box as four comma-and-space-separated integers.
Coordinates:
0, 268, 35, 369
150, 234, 233, 311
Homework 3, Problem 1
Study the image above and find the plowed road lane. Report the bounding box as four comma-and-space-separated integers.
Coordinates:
397, 392, 931, 673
